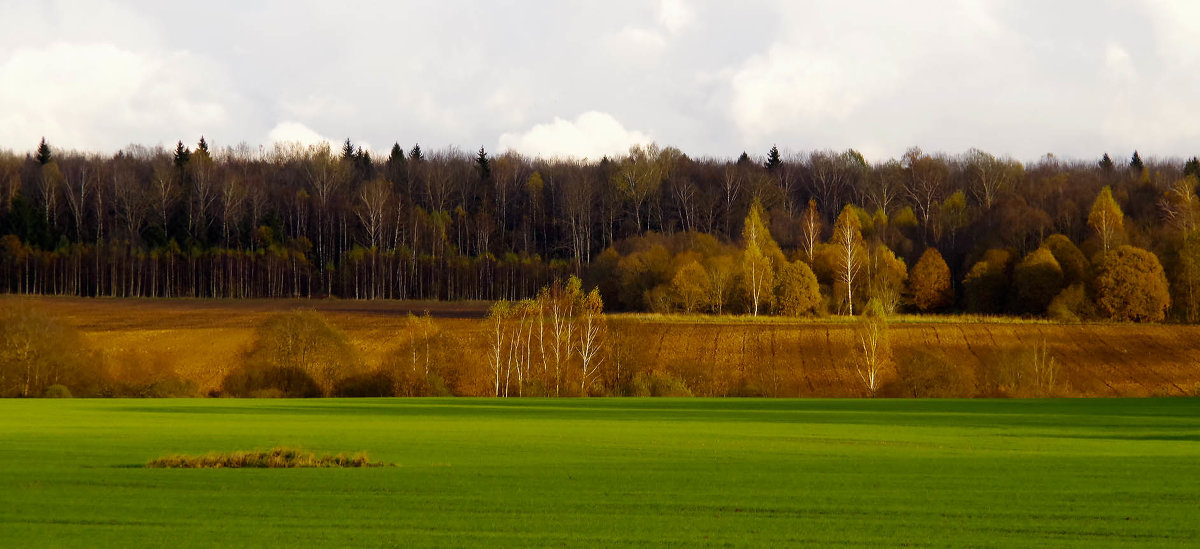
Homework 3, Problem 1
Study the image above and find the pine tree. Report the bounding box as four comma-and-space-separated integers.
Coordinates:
764, 145, 782, 171
409, 143, 423, 162
1099, 153, 1114, 172
1184, 156, 1200, 180
476, 147, 491, 180
342, 139, 355, 160
389, 143, 405, 164
197, 136, 209, 155
35, 138, 52, 165
173, 141, 191, 169
736, 151, 751, 166
1130, 151, 1144, 173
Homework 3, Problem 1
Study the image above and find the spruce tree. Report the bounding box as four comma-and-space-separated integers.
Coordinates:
1099, 153, 1114, 172
764, 145, 782, 171
410, 143, 423, 162
476, 147, 491, 180
197, 136, 209, 155
736, 151, 751, 166
173, 141, 190, 169
1184, 156, 1199, 180
35, 138, 52, 165
1130, 151, 1144, 173
342, 138, 355, 160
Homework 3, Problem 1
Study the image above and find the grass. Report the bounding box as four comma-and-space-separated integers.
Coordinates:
146, 447, 391, 469
1, 398, 1198, 547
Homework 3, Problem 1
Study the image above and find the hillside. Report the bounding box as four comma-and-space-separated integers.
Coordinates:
9, 297, 1199, 398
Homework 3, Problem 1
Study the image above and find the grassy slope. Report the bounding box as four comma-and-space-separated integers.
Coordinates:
1, 398, 1198, 547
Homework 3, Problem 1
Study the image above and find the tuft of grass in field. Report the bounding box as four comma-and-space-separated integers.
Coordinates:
146, 447, 390, 469
1, 398, 1198, 547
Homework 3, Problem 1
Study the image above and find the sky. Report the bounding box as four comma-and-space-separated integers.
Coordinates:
1, 0, 1198, 164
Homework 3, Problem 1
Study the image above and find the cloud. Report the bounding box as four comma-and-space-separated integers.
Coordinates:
0, 42, 236, 151
498, 111, 653, 160
727, 45, 867, 139
658, 0, 696, 36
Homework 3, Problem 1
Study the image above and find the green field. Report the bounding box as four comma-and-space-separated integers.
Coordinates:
1, 399, 1198, 547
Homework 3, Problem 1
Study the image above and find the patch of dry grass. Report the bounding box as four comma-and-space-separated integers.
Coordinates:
146, 446, 392, 468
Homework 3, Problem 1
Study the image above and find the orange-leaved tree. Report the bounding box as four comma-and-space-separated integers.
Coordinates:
909, 247, 952, 312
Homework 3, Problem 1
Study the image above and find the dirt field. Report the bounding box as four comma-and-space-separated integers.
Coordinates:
610, 317, 1200, 397
6, 296, 1200, 397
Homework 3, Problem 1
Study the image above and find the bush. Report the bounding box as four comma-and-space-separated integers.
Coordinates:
333, 370, 396, 397
146, 447, 392, 469
893, 349, 974, 398
910, 248, 953, 312
1011, 247, 1064, 315
42, 384, 72, 398
625, 371, 693, 397
1042, 234, 1089, 286
0, 303, 94, 397
1047, 283, 1096, 322
963, 249, 1014, 314
979, 342, 1060, 397
224, 310, 361, 397
222, 365, 323, 398
1092, 245, 1171, 322
776, 260, 821, 316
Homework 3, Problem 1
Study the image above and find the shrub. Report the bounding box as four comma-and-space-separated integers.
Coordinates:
1011, 247, 1064, 315
625, 371, 693, 397
1042, 234, 1089, 286
333, 370, 396, 397
146, 447, 392, 468
979, 342, 1060, 397
0, 303, 94, 397
1047, 283, 1096, 322
894, 349, 974, 398
963, 249, 1014, 314
776, 260, 821, 316
222, 365, 322, 398
1092, 245, 1171, 322
42, 384, 72, 398
224, 310, 361, 396
910, 247, 953, 311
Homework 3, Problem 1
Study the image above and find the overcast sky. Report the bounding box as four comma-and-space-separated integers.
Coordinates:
1, 0, 1198, 163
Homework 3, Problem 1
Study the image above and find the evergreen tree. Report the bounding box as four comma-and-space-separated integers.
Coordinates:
1184, 156, 1200, 180
1130, 151, 1144, 173
1099, 153, 1114, 172
173, 141, 191, 169
736, 151, 751, 166
197, 136, 209, 155
476, 147, 491, 180
764, 145, 782, 171
342, 139, 355, 160
35, 138, 52, 165
410, 143, 423, 162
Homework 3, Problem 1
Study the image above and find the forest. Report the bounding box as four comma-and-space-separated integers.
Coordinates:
2, 138, 1199, 323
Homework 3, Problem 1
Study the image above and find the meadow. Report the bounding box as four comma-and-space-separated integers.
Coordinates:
1, 398, 1198, 547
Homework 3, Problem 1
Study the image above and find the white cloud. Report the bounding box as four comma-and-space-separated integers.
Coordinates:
267, 121, 336, 148
658, 0, 696, 36
498, 111, 653, 160
727, 45, 867, 139
0, 42, 235, 151
605, 26, 669, 64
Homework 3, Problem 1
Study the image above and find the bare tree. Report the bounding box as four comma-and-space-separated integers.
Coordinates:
854, 299, 889, 396
798, 199, 822, 264
575, 287, 605, 395
833, 205, 865, 315
356, 178, 391, 250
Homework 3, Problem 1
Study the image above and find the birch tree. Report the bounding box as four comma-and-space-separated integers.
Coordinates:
833, 204, 866, 315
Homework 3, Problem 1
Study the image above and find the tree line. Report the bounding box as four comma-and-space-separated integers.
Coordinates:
1, 138, 1198, 320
